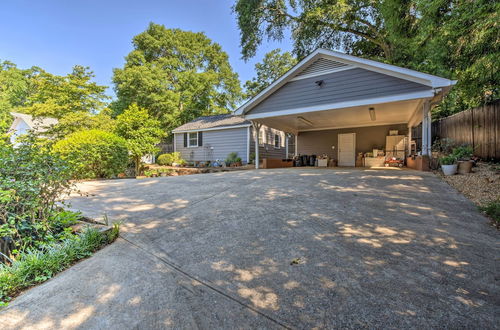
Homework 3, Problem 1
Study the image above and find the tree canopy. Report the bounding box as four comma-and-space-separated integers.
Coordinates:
244, 49, 297, 98
113, 23, 243, 134
21, 65, 108, 119
233, 0, 499, 116
0, 61, 32, 131
0, 61, 109, 134
115, 103, 164, 174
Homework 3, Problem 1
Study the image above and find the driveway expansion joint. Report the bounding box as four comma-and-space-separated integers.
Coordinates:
119, 234, 293, 330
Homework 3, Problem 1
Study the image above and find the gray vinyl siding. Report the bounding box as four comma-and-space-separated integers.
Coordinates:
248, 68, 431, 115
174, 127, 249, 163
293, 58, 349, 78
249, 126, 290, 160
297, 124, 408, 160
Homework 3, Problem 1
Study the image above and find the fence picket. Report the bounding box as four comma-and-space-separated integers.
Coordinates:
433, 100, 500, 160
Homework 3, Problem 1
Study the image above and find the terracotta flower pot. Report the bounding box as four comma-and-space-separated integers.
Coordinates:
457, 160, 473, 174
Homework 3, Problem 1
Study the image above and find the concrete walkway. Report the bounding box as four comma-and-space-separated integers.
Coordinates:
0, 168, 498, 329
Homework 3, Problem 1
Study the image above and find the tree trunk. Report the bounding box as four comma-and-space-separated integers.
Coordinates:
135, 157, 141, 176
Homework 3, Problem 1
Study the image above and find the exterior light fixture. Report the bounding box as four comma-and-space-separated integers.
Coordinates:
297, 116, 314, 126
369, 107, 376, 121
315, 80, 324, 87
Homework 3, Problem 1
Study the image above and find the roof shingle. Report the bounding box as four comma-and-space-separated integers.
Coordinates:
172, 114, 250, 132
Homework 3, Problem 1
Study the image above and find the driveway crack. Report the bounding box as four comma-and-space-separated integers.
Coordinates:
119, 235, 292, 330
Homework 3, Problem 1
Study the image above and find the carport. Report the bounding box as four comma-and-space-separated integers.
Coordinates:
235, 49, 456, 169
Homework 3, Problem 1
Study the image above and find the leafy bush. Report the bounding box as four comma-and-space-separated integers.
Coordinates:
226, 152, 241, 164
452, 145, 474, 160
0, 135, 78, 259
157, 152, 185, 166
0, 225, 119, 304
439, 155, 457, 165
53, 129, 128, 179
479, 200, 500, 227
115, 104, 164, 175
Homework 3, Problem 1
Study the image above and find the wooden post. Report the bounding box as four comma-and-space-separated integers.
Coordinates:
252, 122, 262, 169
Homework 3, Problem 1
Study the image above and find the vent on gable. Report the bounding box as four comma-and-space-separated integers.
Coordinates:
293, 58, 350, 80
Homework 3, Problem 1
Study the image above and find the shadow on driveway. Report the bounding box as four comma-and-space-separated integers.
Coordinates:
1, 168, 498, 329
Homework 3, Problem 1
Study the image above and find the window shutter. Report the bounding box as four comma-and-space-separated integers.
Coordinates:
198, 131, 203, 146
183, 133, 187, 147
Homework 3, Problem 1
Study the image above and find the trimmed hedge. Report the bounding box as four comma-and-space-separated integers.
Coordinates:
53, 129, 129, 179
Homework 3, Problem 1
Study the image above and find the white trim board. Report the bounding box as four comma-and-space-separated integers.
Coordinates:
298, 122, 408, 132
244, 90, 436, 120
172, 124, 251, 133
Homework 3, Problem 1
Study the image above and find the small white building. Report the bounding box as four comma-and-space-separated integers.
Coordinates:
8, 112, 58, 144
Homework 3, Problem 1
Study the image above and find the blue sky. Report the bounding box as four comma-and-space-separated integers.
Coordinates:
0, 0, 293, 96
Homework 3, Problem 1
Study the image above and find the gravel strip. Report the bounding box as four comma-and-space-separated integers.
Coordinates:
436, 162, 500, 206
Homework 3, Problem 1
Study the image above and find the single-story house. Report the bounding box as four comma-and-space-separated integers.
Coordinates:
235, 48, 456, 169
172, 114, 291, 164
8, 112, 58, 144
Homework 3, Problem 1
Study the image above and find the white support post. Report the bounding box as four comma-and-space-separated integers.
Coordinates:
407, 124, 412, 155
294, 134, 298, 156
285, 134, 289, 158
252, 122, 262, 169
421, 100, 431, 156
246, 126, 250, 164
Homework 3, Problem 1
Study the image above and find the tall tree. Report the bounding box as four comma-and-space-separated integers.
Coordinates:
113, 23, 243, 134
22, 65, 108, 119
0, 61, 32, 132
115, 104, 164, 175
415, 0, 499, 117
233, 0, 419, 62
244, 49, 297, 98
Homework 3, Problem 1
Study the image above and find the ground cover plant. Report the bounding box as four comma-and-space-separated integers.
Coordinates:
0, 224, 119, 305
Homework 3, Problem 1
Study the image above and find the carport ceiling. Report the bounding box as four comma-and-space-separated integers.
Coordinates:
253, 99, 421, 133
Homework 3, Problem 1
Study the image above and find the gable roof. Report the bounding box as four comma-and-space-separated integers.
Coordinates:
10, 112, 58, 132
235, 48, 456, 115
172, 114, 250, 133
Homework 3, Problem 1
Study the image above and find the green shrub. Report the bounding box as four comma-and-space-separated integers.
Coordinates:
439, 155, 457, 165
0, 135, 78, 258
226, 152, 240, 164
479, 200, 500, 226
53, 129, 129, 179
157, 152, 185, 166
452, 145, 474, 160
0, 225, 119, 304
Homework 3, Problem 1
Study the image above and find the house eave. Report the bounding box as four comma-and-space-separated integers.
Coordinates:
172, 124, 252, 134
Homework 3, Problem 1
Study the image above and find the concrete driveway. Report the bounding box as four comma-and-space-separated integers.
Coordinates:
1, 168, 498, 329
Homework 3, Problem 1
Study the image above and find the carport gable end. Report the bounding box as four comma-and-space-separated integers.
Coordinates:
235, 48, 456, 122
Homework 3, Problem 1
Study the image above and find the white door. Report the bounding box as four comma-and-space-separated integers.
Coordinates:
338, 133, 356, 166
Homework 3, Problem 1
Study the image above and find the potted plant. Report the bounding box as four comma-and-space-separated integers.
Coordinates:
440, 155, 458, 176
452, 145, 474, 174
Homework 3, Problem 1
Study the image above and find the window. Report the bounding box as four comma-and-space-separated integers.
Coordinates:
188, 132, 198, 147
274, 134, 280, 149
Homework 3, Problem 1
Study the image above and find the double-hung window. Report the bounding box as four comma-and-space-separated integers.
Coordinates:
274, 134, 280, 149
188, 132, 198, 147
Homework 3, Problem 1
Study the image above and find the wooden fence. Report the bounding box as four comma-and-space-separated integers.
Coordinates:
432, 100, 500, 160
